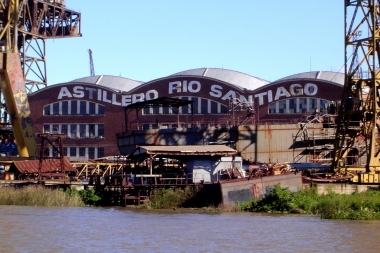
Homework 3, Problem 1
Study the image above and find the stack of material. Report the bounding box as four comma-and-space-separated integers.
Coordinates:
269, 163, 291, 175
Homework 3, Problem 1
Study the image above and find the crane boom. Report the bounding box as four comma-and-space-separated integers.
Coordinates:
89, 49, 95, 76
0, 0, 81, 157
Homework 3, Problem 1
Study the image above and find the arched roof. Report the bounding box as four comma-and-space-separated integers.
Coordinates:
66, 70, 344, 94
71, 75, 144, 92
170, 68, 270, 91
275, 71, 344, 85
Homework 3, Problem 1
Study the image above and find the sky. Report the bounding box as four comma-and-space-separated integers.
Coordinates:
45, 1, 344, 85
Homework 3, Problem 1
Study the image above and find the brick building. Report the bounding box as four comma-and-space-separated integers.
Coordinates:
27, 68, 344, 161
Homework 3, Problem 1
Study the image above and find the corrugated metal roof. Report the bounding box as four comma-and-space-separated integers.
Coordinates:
170, 68, 270, 91
70, 75, 144, 92
131, 145, 237, 157
11, 158, 75, 174
275, 71, 344, 85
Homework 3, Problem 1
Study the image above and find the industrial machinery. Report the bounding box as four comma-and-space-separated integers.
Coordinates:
0, 0, 81, 157
332, 1, 380, 183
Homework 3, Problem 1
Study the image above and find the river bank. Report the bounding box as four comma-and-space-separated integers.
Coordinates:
2, 184, 380, 220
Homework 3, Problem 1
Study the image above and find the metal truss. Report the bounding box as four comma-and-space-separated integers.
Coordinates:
333, 0, 380, 175
0, 0, 81, 123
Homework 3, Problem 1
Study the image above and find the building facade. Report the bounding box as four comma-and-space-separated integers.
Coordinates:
27, 68, 344, 161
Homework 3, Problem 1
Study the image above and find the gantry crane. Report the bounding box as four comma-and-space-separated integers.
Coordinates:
0, 0, 81, 157
332, 1, 380, 183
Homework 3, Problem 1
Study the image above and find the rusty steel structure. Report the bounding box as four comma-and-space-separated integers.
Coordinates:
0, 0, 81, 157
37, 133, 65, 180
2, 0, 82, 92
332, 1, 380, 183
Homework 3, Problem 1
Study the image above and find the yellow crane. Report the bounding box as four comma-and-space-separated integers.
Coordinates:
0, 0, 81, 157
332, 1, 380, 183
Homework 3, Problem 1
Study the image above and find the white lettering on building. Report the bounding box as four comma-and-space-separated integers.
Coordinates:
57, 86, 159, 107
57, 87, 73, 99
73, 86, 84, 98
56, 81, 319, 108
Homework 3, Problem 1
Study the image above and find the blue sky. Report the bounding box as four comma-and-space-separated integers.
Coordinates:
46, 1, 344, 85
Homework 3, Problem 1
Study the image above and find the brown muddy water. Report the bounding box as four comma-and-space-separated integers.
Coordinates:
0, 205, 379, 252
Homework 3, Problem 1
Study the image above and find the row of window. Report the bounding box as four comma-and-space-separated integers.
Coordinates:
43, 124, 104, 138
142, 97, 228, 115
44, 101, 105, 116
268, 98, 329, 114
45, 146, 104, 160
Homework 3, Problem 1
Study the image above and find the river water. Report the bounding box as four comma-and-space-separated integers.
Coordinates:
0, 206, 379, 253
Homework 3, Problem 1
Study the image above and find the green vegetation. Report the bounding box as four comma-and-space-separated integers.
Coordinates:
240, 184, 380, 220
0, 185, 102, 207
141, 187, 197, 209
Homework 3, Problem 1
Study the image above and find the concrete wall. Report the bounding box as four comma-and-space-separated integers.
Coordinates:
314, 183, 380, 195
219, 173, 302, 205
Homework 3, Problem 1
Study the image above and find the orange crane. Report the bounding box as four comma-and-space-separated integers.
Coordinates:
0, 0, 81, 157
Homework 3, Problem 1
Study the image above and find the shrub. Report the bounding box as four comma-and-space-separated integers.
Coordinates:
143, 187, 196, 209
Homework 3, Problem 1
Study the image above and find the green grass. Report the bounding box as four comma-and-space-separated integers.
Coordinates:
141, 186, 197, 209
240, 184, 380, 220
0, 185, 102, 207
0, 185, 84, 207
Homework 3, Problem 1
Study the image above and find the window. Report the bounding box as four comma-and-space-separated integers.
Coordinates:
89, 102, 95, 115
79, 124, 86, 138
79, 147, 85, 157
98, 124, 104, 138
221, 105, 228, 114
44, 105, 50, 115
201, 99, 208, 114
182, 97, 189, 114
289, 99, 296, 113
43, 124, 50, 133
45, 101, 105, 116
98, 147, 104, 158
80, 101, 86, 115
279, 100, 286, 113
70, 147, 77, 156
320, 100, 329, 114
268, 103, 276, 114
98, 105, 105, 115
153, 105, 159, 115
88, 147, 95, 159
89, 124, 95, 137
310, 98, 318, 112
52, 124, 59, 134
192, 97, 198, 114
62, 101, 68, 115
53, 103, 59, 115
299, 98, 307, 113
63, 147, 67, 156
70, 124, 77, 138
162, 106, 170, 114
143, 124, 151, 130
211, 101, 218, 114
143, 107, 151, 115
61, 124, 68, 135
71, 101, 77, 115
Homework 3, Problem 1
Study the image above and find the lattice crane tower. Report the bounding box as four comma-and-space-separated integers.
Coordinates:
332, 1, 380, 183
89, 49, 95, 76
